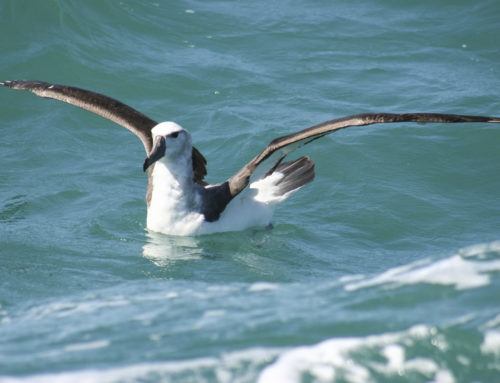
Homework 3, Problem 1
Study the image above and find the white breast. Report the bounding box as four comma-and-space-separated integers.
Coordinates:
146, 162, 205, 236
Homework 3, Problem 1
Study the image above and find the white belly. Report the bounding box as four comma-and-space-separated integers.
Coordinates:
147, 166, 294, 236
147, 190, 275, 236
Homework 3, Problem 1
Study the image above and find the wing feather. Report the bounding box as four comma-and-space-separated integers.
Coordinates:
1, 80, 207, 184
227, 112, 500, 197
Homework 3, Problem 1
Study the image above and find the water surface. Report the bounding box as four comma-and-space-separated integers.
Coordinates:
1, 1, 500, 382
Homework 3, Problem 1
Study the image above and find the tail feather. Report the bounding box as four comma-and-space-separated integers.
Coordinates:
274, 156, 315, 196
250, 156, 315, 203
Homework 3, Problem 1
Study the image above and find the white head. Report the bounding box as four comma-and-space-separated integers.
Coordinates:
143, 122, 192, 171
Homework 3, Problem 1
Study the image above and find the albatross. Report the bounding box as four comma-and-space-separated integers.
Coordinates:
2, 80, 499, 235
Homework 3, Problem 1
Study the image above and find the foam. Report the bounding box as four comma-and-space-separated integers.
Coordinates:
0, 325, 484, 383
0, 359, 218, 383
24, 296, 129, 322
481, 330, 500, 357
345, 241, 500, 291
257, 325, 454, 383
0, 347, 280, 383
64, 340, 110, 353
248, 282, 279, 292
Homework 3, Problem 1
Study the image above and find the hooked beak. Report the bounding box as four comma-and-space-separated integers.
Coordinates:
143, 136, 166, 172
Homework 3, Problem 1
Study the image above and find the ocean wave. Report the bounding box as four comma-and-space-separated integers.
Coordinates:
0, 348, 280, 383
4, 323, 495, 383
258, 325, 454, 383
344, 240, 500, 291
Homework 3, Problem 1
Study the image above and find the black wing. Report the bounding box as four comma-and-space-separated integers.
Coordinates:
1, 80, 207, 184
227, 112, 500, 197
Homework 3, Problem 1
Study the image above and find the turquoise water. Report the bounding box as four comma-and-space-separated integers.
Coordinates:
1, 0, 500, 381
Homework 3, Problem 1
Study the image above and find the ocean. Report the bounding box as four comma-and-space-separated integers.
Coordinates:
1, 0, 500, 382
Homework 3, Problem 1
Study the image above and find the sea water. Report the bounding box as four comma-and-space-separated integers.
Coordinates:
1, 1, 500, 382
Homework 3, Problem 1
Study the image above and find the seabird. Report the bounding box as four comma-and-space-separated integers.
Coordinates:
2, 80, 499, 235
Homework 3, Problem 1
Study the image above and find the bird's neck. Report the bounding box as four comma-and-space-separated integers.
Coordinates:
150, 156, 195, 205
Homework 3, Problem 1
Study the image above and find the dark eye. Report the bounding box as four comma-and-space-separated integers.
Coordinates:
170, 132, 179, 138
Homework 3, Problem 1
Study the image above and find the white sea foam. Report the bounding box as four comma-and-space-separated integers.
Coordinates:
64, 340, 110, 353
0, 359, 218, 383
257, 325, 455, 383
484, 313, 500, 329
459, 240, 500, 259
24, 296, 129, 322
248, 282, 279, 292
0, 347, 280, 383
345, 241, 500, 291
481, 330, 500, 357
0, 324, 492, 383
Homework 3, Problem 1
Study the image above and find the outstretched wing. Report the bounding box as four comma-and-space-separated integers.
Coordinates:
1, 80, 207, 184
227, 112, 500, 197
